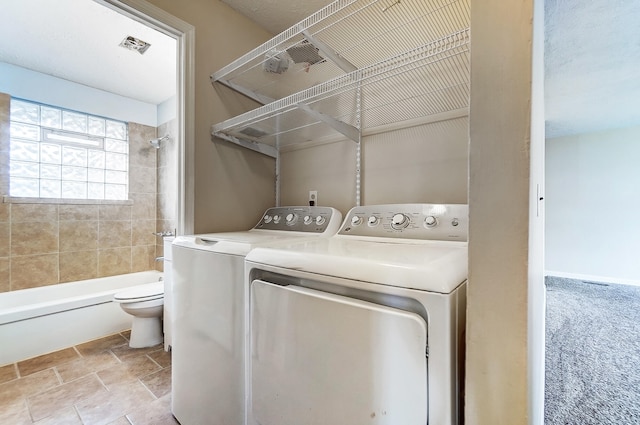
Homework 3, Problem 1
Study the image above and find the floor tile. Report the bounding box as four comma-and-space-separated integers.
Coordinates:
106, 417, 132, 424
110, 343, 163, 363
17, 347, 80, 377
75, 380, 155, 425
0, 397, 32, 425
147, 349, 171, 368
0, 363, 17, 384
1, 331, 174, 425
27, 374, 107, 422
139, 367, 171, 399
15, 368, 60, 398
76, 334, 128, 357
126, 394, 178, 425
33, 406, 83, 425
57, 351, 120, 383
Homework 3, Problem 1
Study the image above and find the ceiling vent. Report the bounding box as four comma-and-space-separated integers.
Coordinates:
119, 36, 151, 55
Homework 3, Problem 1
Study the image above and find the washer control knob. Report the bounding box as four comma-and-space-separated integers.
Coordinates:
285, 213, 297, 226
424, 215, 437, 228
263, 215, 273, 224
451, 218, 459, 227
367, 216, 380, 227
351, 216, 363, 226
303, 215, 313, 225
391, 213, 409, 230
273, 215, 281, 224
315, 216, 326, 226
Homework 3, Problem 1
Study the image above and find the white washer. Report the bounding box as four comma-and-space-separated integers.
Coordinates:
245, 204, 468, 425
171, 206, 342, 425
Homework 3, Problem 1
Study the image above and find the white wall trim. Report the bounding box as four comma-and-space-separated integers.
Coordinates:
546, 271, 640, 287
98, 0, 195, 236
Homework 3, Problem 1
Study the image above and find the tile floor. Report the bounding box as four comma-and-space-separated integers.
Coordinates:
0, 331, 178, 425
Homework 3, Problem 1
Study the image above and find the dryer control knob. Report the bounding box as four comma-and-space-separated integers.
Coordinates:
315, 216, 326, 225
303, 215, 313, 225
273, 215, 281, 224
391, 213, 409, 230
285, 213, 297, 226
367, 216, 380, 227
263, 215, 273, 224
351, 216, 363, 226
424, 215, 437, 228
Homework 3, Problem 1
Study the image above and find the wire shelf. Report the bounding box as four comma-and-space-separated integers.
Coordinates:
211, 0, 470, 103
212, 29, 470, 149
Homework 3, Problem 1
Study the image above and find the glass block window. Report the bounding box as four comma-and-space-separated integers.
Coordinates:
9, 99, 129, 200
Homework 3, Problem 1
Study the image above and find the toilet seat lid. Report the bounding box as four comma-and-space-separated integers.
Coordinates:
114, 282, 164, 301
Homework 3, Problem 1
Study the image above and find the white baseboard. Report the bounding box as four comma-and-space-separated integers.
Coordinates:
545, 270, 640, 287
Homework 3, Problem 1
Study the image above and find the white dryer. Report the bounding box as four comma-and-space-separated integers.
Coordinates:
245, 204, 468, 425
171, 206, 342, 425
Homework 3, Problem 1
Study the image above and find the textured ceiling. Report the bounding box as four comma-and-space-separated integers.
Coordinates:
221, 0, 332, 35
545, 0, 640, 138
0, 0, 636, 138
0, 0, 176, 105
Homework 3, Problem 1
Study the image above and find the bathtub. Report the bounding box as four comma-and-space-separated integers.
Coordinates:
0, 270, 162, 366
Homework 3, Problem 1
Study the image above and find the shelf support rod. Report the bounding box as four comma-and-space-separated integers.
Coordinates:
213, 78, 276, 105
296, 103, 359, 142
212, 132, 278, 159
301, 29, 357, 73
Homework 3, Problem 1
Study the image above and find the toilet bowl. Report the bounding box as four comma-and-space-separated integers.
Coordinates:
114, 282, 164, 348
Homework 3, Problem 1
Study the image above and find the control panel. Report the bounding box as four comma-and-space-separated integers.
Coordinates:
338, 204, 468, 241
253, 206, 341, 234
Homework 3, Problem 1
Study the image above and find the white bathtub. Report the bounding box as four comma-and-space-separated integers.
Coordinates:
0, 270, 162, 366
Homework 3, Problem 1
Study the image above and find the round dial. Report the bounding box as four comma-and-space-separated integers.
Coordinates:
424, 215, 437, 228
451, 218, 459, 227
263, 215, 273, 224
273, 214, 281, 224
315, 216, 326, 225
303, 215, 313, 225
391, 213, 409, 230
351, 216, 363, 226
285, 213, 297, 226
367, 216, 379, 227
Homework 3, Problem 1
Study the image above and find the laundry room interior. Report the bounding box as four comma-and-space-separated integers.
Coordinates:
0, 0, 637, 424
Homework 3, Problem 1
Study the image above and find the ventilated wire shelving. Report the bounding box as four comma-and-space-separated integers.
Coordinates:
210, 0, 470, 204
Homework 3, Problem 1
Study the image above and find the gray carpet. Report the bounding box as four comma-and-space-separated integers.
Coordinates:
545, 276, 640, 424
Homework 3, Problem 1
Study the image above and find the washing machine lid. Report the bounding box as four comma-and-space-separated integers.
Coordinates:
246, 237, 468, 294
114, 282, 164, 301
172, 231, 328, 256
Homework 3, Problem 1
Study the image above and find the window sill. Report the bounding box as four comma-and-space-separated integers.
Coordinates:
2, 196, 133, 206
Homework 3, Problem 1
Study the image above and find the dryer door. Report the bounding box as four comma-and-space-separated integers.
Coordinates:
250, 279, 428, 425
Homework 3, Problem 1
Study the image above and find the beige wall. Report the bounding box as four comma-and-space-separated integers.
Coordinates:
466, 0, 534, 423
145, 0, 277, 234
0, 93, 161, 292
280, 117, 469, 213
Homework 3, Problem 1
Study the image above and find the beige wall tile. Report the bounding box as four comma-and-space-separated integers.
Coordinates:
0, 203, 9, 222
11, 221, 58, 256
128, 166, 156, 194
98, 221, 131, 249
99, 205, 132, 221
59, 251, 98, 283
59, 221, 98, 252
11, 204, 58, 223
132, 245, 156, 272
59, 204, 98, 221
0, 257, 9, 293
11, 254, 58, 290
0, 222, 9, 257
129, 123, 157, 169
131, 193, 156, 220
131, 220, 155, 246
98, 248, 131, 277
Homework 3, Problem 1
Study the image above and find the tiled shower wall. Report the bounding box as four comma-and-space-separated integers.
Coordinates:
0, 92, 169, 292
155, 119, 177, 272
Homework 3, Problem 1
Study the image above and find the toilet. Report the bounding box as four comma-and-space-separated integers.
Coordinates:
114, 282, 164, 348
